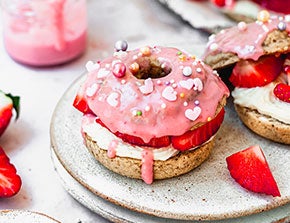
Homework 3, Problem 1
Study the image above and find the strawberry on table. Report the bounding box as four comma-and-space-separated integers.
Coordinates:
0, 90, 20, 137
0, 146, 22, 197
226, 145, 281, 197
229, 55, 283, 88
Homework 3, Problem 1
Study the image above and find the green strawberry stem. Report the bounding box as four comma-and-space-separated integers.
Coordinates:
5, 93, 20, 119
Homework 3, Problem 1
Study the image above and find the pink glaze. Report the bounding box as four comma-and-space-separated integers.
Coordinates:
203, 15, 290, 61
141, 149, 154, 184
80, 46, 229, 143
2, 0, 87, 66
107, 140, 118, 158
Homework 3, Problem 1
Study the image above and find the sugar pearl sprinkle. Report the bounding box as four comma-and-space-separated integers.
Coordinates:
114, 40, 128, 52
140, 46, 151, 56
209, 43, 218, 51
277, 21, 286, 31
238, 21, 247, 31
182, 66, 192, 77
257, 10, 270, 23
129, 62, 139, 73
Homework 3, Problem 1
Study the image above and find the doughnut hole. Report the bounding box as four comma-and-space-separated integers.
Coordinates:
134, 57, 172, 79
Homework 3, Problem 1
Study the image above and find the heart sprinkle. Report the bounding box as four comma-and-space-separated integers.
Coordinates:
185, 107, 201, 121
86, 61, 100, 72
107, 92, 119, 107
162, 86, 177, 101
139, 78, 154, 95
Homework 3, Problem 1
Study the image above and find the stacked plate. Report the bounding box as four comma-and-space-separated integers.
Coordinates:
50, 73, 290, 223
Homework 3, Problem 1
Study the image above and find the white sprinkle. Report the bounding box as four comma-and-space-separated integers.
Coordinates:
161, 103, 167, 109
145, 105, 151, 112
85, 61, 100, 72
86, 83, 99, 97
133, 55, 138, 60
285, 15, 290, 22
183, 102, 188, 107
210, 43, 218, 51
238, 21, 247, 31
172, 83, 177, 88
262, 25, 269, 32
121, 79, 126, 84
97, 68, 110, 78
182, 66, 192, 77
196, 67, 202, 73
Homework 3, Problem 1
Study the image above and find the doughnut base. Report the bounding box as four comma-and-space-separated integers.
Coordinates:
235, 104, 290, 144
84, 134, 213, 181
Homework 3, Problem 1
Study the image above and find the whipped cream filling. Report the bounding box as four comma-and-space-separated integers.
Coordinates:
232, 74, 290, 124
82, 121, 180, 161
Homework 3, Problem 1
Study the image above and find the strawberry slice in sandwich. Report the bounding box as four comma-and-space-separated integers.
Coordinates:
203, 12, 290, 144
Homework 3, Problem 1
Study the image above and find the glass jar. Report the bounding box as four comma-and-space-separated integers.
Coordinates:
1, 0, 87, 67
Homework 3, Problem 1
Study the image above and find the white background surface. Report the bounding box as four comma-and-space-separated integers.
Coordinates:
0, 1, 208, 222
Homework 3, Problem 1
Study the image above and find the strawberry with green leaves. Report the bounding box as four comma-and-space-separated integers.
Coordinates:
0, 146, 22, 197
0, 90, 20, 137
226, 145, 281, 197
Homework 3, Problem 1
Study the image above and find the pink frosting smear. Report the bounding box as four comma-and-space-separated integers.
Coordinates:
80, 46, 229, 143
203, 15, 290, 61
2, 0, 87, 66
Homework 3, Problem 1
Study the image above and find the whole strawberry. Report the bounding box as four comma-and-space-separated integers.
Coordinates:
0, 91, 20, 137
0, 146, 22, 197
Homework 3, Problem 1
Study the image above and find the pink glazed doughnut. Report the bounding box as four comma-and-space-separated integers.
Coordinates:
74, 42, 229, 184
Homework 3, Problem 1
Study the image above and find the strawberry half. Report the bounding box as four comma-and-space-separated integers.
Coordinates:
0, 147, 22, 197
273, 83, 290, 103
73, 87, 93, 114
226, 145, 281, 197
229, 55, 283, 88
171, 108, 225, 151
0, 91, 20, 137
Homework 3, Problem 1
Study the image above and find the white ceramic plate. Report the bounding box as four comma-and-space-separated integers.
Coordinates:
0, 210, 60, 223
50, 145, 290, 223
50, 74, 290, 221
158, 0, 278, 32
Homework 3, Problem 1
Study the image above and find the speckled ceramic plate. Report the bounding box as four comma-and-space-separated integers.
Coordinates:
51, 146, 290, 223
0, 210, 60, 223
50, 75, 290, 221
158, 0, 280, 32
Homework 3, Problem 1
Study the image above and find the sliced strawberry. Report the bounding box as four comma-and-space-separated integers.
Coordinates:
273, 83, 290, 103
0, 147, 22, 197
0, 91, 20, 137
95, 118, 171, 148
171, 108, 225, 151
226, 145, 281, 197
211, 0, 235, 7
229, 55, 283, 88
73, 87, 93, 114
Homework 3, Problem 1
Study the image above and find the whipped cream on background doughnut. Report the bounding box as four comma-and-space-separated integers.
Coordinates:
81, 46, 229, 143
232, 73, 290, 124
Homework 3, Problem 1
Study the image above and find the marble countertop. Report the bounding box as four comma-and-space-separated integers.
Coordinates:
0, 1, 208, 222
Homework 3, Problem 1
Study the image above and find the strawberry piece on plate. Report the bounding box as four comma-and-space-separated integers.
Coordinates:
273, 83, 290, 103
0, 147, 22, 197
0, 91, 20, 137
229, 55, 283, 88
171, 108, 225, 151
226, 145, 281, 197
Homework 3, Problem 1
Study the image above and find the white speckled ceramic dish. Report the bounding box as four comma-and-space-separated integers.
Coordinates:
51, 146, 290, 223
50, 74, 290, 221
0, 210, 60, 223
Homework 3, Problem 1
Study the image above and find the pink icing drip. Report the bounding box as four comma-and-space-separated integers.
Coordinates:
141, 149, 154, 184
82, 46, 229, 142
107, 140, 118, 158
203, 16, 290, 61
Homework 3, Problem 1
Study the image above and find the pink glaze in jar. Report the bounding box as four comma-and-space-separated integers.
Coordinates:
1, 0, 87, 67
